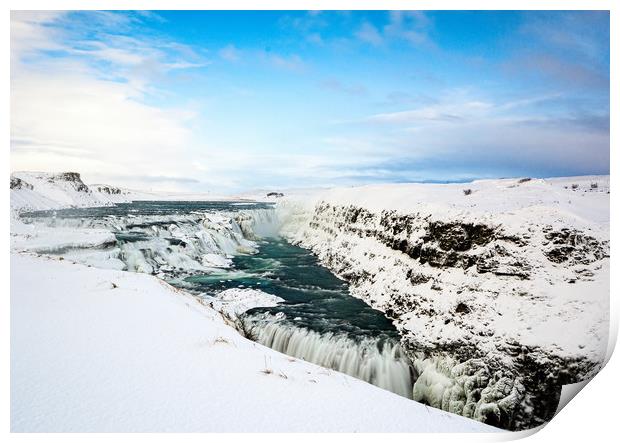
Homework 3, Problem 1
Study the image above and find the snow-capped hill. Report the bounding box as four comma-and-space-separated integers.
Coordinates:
10, 171, 134, 213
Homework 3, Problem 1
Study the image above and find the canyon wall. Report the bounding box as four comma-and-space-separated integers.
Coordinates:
278, 176, 610, 430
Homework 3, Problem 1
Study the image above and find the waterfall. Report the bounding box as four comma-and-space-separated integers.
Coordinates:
21, 207, 284, 276
244, 316, 414, 399
234, 208, 282, 239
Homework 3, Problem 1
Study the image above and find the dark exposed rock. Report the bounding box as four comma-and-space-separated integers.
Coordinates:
476, 245, 531, 279
543, 228, 608, 265
406, 270, 431, 285
54, 172, 81, 182
53, 172, 90, 193
419, 245, 473, 268
165, 237, 187, 247
10, 177, 33, 190
424, 221, 495, 252
96, 185, 122, 195
545, 246, 575, 263
374, 211, 498, 270
339, 268, 373, 285
266, 192, 284, 198
455, 302, 471, 314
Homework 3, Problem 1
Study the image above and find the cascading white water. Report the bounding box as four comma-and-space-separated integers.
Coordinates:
245, 317, 414, 398
23, 208, 281, 276
234, 208, 282, 239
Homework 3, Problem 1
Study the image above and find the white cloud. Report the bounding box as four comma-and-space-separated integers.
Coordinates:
10, 11, 66, 60
355, 12, 433, 48
11, 67, 195, 176
355, 22, 383, 46
265, 53, 305, 72
368, 97, 493, 124
349, 89, 609, 178
306, 33, 324, 45
10, 11, 205, 192
384, 11, 433, 46
320, 78, 367, 96
219, 44, 241, 62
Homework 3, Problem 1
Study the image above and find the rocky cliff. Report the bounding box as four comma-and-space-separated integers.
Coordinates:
279, 176, 609, 430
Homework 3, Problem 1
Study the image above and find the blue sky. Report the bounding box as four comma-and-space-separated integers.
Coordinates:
10, 10, 610, 192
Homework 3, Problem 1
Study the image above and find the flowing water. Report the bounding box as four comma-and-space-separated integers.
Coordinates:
23, 201, 414, 398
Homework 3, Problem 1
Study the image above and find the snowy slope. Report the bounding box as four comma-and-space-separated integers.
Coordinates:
10, 253, 494, 432
10, 171, 228, 214
10, 171, 134, 212
277, 175, 610, 429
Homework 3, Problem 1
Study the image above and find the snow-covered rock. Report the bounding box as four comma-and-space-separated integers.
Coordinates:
278, 175, 610, 430
10, 171, 134, 213
9, 171, 232, 214
206, 288, 285, 320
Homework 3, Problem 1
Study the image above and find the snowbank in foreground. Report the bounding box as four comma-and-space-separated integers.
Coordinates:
10, 253, 494, 432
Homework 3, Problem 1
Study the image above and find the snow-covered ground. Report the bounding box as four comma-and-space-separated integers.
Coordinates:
10, 253, 493, 432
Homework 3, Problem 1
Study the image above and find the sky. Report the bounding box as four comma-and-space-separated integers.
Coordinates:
10, 10, 610, 193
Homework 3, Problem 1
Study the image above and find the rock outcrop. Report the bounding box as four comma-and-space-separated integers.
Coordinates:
10, 177, 33, 190
95, 185, 123, 195
52, 172, 90, 192
266, 192, 285, 198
